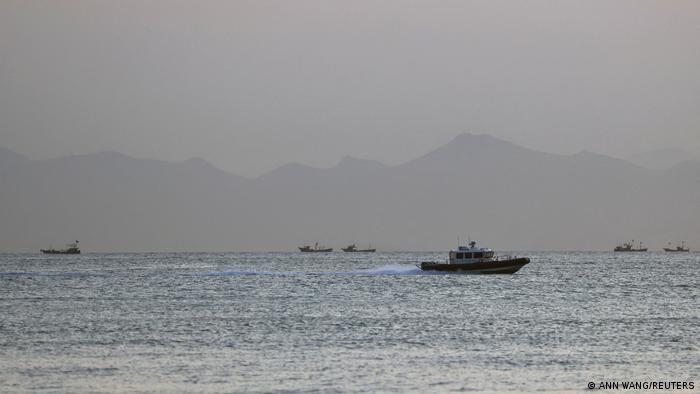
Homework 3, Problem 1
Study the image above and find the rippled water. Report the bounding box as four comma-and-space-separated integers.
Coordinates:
1, 252, 698, 393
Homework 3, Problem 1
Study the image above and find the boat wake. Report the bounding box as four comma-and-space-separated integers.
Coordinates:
351, 264, 425, 275
195, 265, 429, 277
0, 271, 103, 277
193, 270, 304, 277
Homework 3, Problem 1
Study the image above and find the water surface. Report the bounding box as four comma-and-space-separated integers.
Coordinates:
1, 252, 698, 392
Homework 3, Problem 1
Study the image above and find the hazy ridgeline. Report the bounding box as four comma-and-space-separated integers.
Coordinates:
1, 134, 698, 252
2, 1, 699, 253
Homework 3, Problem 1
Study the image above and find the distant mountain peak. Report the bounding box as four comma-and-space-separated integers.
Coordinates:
413, 133, 519, 159
92, 150, 130, 159
394, 132, 533, 171
335, 156, 386, 169
452, 132, 498, 142
448, 133, 521, 150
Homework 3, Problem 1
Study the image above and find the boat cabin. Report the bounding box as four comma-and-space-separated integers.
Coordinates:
449, 241, 494, 263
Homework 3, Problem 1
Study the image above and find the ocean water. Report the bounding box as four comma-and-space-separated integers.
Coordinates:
0, 251, 697, 393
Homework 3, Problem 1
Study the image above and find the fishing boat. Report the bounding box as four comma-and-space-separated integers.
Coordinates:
418, 240, 529, 274
41, 240, 81, 255
663, 241, 689, 252
299, 242, 333, 252
614, 240, 647, 252
341, 243, 376, 252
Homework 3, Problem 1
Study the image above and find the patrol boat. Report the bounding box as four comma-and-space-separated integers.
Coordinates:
419, 240, 529, 274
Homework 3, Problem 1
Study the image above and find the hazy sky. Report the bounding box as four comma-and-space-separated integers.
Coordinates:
1, 1, 699, 176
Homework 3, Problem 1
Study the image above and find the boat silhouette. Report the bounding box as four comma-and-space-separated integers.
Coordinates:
663, 241, 689, 252
298, 242, 333, 252
341, 243, 376, 252
614, 240, 647, 252
41, 240, 81, 254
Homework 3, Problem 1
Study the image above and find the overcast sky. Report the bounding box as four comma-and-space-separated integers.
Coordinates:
1, 1, 699, 176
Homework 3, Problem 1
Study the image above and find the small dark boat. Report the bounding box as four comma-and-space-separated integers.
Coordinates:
614, 240, 647, 252
419, 240, 529, 274
299, 242, 333, 253
341, 243, 376, 253
41, 240, 81, 255
663, 241, 689, 252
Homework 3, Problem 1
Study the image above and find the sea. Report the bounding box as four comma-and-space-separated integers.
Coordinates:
0, 251, 697, 393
